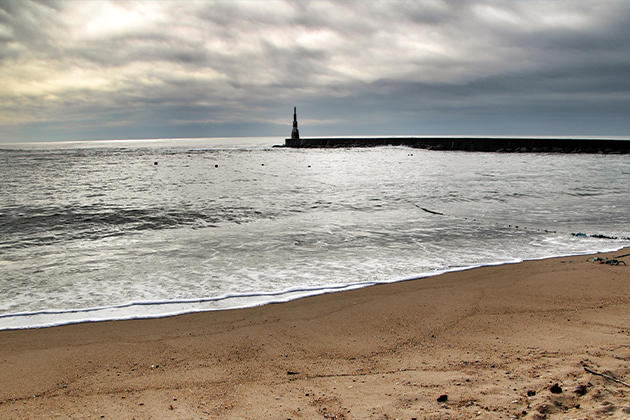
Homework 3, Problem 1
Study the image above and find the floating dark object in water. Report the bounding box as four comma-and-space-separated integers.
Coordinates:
572, 232, 630, 241
591, 233, 619, 239
420, 207, 444, 215
154, 162, 158, 165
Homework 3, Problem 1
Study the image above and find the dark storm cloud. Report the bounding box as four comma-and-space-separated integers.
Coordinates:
1, 0, 629, 142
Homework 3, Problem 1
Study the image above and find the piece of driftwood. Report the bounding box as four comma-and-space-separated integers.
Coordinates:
420, 207, 444, 216
584, 366, 630, 387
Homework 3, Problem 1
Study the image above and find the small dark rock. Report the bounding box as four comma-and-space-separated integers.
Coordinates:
287, 371, 300, 375
437, 394, 448, 402
573, 384, 588, 396
527, 389, 537, 397
549, 383, 563, 394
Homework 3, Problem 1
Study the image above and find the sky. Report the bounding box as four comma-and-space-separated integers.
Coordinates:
1, 0, 630, 143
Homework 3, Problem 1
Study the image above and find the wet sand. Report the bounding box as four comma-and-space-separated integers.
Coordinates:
1, 248, 629, 419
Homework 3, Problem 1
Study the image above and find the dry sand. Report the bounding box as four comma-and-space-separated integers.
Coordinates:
1, 248, 629, 419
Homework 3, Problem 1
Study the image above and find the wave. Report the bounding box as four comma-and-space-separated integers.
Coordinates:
0, 281, 384, 330
3, 247, 626, 331
0, 204, 278, 248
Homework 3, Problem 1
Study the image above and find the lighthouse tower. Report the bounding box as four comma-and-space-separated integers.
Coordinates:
291, 107, 300, 140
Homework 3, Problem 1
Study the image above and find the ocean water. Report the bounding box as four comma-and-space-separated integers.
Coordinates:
1, 137, 629, 330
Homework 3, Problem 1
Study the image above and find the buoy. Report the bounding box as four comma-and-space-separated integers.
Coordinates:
215, 164, 218, 168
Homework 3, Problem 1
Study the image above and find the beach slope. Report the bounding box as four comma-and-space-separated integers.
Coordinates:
1, 248, 629, 419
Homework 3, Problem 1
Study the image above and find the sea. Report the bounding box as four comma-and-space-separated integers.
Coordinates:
1, 137, 629, 330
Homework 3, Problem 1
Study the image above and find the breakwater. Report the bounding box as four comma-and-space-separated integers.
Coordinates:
284, 137, 630, 154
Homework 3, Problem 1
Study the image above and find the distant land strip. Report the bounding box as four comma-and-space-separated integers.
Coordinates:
282, 137, 630, 154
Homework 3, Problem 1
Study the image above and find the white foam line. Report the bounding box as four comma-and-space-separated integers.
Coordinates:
0, 245, 626, 331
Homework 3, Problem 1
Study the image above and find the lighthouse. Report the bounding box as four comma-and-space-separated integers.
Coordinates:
291, 107, 299, 140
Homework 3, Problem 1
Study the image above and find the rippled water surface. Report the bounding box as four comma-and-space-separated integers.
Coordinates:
1, 137, 629, 329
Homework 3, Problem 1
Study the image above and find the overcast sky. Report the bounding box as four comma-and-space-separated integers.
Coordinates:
1, 0, 629, 143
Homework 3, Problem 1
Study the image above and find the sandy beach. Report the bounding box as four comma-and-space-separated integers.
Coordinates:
1, 248, 628, 419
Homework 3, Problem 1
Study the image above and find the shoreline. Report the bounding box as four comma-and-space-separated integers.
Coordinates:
2, 245, 628, 331
1, 247, 628, 419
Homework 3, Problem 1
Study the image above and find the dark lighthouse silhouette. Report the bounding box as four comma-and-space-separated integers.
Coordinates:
291, 106, 299, 140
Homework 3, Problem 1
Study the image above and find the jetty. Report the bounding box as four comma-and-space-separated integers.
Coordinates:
285, 136, 630, 154
283, 109, 629, 154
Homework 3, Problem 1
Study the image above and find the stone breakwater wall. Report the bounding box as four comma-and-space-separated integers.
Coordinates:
283, 137, 630, 154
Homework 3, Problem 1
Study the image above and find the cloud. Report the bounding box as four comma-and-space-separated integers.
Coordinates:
1, 0, 629, 141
